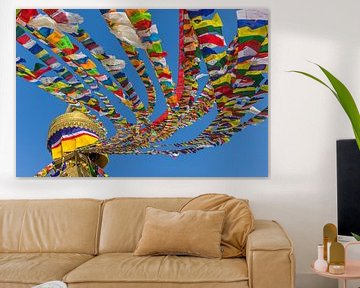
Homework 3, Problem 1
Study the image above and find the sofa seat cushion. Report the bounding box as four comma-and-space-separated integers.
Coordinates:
64, 253, 248, 285
0, 253, 93, 285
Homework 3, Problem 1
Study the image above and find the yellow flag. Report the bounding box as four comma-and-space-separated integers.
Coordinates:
191, 13, 223, 30
237, 26, 267, 37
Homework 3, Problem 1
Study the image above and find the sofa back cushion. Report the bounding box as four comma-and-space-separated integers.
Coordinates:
181, 194, 254, 258
133, 207, 225, 258
99, 198, 189, 253
0, 199, 102, 254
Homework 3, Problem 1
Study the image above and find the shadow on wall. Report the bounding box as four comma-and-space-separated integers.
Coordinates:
296, 274, 337, 288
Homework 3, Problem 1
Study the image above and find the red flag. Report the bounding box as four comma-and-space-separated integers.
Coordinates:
198, 34, 225, 47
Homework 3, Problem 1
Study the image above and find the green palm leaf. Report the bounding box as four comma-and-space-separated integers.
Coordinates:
290, 64, 360, 150
352, 232, 360, 241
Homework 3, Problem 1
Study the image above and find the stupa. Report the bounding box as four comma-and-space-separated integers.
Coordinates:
46, 110, 108, 177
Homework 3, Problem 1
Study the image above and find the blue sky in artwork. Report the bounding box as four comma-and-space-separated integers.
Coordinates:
16, 9, 268, 177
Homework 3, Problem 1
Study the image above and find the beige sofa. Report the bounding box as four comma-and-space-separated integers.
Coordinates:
0, 198, 295, 288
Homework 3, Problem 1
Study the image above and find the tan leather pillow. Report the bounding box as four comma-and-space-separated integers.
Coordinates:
181, 194, 254, 258
134, 207, 225, 258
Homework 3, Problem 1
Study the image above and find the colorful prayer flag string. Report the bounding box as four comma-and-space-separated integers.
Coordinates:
16, 8, 269, 175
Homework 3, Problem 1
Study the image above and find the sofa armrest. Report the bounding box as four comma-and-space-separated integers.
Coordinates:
246, 220, 295, 288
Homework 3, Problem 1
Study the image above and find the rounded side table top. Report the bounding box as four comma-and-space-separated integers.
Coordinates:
311, 261, 360, 280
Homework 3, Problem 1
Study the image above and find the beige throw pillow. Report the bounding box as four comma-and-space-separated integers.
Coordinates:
181, 193, 254, 258
134, 207, 225, 258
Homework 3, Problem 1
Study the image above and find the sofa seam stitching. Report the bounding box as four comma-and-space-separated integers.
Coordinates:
94, 201, 104, 256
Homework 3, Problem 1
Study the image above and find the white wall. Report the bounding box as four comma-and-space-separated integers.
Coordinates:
2, 1, 360, 287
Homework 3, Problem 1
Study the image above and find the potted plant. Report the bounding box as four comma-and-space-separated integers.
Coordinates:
291, 64, 360, 149
352, 233, 360, 241
291, 64, 360, 240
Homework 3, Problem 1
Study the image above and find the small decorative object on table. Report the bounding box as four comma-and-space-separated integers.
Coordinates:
32, 281, 67, 288
323, 223, 337, 263
329, 242, 345, 274
314, 244, 328, 272
312, 224, 360, 288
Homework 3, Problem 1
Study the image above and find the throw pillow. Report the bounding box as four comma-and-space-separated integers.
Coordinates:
134, 207, 225, 258
181, 193, 254, 258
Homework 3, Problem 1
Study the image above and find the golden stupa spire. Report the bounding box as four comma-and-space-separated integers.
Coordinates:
46, 109, 108, 177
